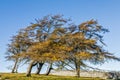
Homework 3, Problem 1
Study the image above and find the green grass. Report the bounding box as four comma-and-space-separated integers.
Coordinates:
0, 73, 104, 80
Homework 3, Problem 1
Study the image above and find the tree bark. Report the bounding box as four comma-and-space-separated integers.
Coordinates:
75, 59, 80, 78
76, 67, 80, 78
11, 58, 18, 73
46, 63, 52, 75
26, 60, 36, 77
35, 63, 44, 75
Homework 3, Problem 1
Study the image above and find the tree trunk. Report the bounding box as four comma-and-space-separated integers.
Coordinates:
76, 68, 80, 78
35, 63, 44, 75
75, 59, 80, 78
26, 60, 35, 77
15, 65, 18, 73
46, 63, 52, 75
11, 58, 18, 73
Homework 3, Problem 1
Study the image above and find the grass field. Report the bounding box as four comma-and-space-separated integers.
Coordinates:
0, 73, 104, 80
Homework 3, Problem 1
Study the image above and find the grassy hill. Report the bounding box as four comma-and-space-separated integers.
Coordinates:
0, 73, 104, 80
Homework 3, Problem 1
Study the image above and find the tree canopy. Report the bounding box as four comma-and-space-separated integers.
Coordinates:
6, 14, 120, 77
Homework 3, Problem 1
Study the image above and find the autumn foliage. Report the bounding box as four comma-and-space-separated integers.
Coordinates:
6, 15, 119, 77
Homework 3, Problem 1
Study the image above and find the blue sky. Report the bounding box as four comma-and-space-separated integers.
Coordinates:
0, 0, 120, 73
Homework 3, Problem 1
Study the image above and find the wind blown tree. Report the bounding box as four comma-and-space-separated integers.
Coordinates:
6, 29, 32, 73
63, 20, 120, 77
6, 41, 20, 73
6, 15, 120, 78
18, 15, 71, 77
26, 27, 73, 75
49, 20, 120, 77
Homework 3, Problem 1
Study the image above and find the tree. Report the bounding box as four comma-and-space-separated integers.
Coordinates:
18, 15, 70, 76
6, 29, 32, 73
63, 20, 120, 77
7, 15, 119, 78
24, 27, 72, 76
